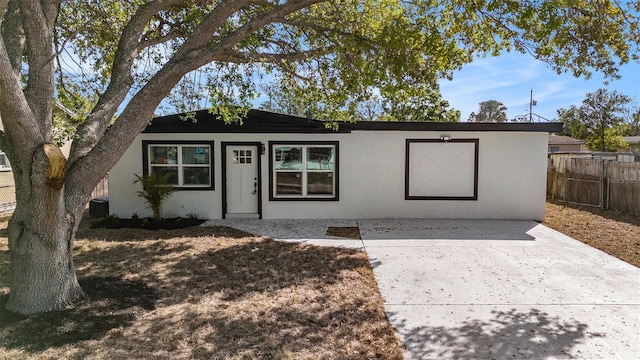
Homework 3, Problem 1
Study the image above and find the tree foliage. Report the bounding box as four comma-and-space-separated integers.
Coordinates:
557, 89, 636, 151
469, 100, 508, 122
624, 110, 640, 136
1, 0, 639, 314
260, 78, 460, 122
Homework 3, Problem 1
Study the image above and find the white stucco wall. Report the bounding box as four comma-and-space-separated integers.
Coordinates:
109, 130, 548, 220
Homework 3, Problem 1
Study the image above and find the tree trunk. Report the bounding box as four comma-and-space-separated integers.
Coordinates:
5, 205, 85, 315
5, 144, 86, 315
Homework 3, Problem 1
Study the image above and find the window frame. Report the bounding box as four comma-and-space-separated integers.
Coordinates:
0, 151, 10, 171
142, 140, 214, 190
405, 138, 479, 201
269, 141, 339, 201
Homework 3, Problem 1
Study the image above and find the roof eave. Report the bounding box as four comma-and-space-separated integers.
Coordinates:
142, 109, 563, 134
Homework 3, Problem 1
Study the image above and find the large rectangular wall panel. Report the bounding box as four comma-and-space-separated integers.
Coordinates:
405, 139, 478, 200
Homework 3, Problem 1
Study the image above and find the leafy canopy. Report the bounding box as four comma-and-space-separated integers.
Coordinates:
49, 0, 640, 128
557, 89, 636, 152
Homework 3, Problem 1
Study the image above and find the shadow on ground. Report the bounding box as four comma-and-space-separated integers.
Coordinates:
1, 238, 402, 358
76, 223, 254, 242
76, 238, 371, 305
391, 308, 603, 359
0, 276, 158, 352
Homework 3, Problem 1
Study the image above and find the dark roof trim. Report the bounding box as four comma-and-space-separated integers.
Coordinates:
144, 109, 345, 134
344, 121, 563, 132
143, 108, 563, 134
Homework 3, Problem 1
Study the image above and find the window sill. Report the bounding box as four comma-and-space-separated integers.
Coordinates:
270, 196, 338, 201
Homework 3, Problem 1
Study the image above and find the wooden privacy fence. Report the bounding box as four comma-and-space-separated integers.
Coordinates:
547, 156, 640, 216
606, 164, 640, 216
0, 174, 108, 213
90, 174, 109, 199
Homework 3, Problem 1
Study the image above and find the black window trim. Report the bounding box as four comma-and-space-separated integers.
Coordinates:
269, 141, 339, 201
142, 140, 215, 191
405, 138, 479, 201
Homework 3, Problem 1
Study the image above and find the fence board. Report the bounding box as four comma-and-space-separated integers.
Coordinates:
548, 154, 640, 217
0, 174, 109, 213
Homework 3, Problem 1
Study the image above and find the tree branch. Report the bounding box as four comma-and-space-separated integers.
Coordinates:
216, 47, 332, 63
281, 19, 337, 36
66, 0, 256, 205
215, 0, 326, 52
138, 29, 187, 50
0, 35, 44, 179
68, 0, 191, 166
1, 0, 23, 76
20, 0, 60, 137
66, 0, 329, 207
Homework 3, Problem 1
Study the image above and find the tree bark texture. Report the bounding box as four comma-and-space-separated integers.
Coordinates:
6, 211, 85, 314
5, 144, 85, 315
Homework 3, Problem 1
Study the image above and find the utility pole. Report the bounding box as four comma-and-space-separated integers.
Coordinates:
529, 89, 537, 122
529, 89, 533, 122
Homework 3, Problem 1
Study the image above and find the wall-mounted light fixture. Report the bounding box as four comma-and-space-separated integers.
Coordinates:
440, 135, 451, 142
261, 143, 266, 155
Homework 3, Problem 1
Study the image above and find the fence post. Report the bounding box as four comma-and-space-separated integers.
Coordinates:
607, 177, 610, 210
600, 159, 604, 208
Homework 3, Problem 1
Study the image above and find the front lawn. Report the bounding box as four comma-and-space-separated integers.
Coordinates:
0, 215, 403, 359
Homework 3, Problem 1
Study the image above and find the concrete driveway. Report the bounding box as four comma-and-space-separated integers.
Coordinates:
203, 218, 640, 359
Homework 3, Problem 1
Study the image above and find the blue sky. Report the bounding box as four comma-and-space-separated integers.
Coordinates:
440, 51, 640, 122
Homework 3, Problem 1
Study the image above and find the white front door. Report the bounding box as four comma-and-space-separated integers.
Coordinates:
226, 145, 259, 216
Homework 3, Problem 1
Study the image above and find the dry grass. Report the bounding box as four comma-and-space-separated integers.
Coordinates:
5, 200, 637, 359
544, 201, 640, 268
0, 214, 403, 360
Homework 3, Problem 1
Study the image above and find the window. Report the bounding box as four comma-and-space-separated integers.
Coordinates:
142, 141, 214, 189
232, 149, 253, 164
0, 151, 10, 171
270, 142, 338, 200
549, 146, 560, 153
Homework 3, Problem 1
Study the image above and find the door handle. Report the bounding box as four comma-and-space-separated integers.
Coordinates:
252, 178, 257, 195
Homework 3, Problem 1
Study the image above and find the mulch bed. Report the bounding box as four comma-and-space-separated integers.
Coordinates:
91, 216, 205, 230
326, 226, 362, 239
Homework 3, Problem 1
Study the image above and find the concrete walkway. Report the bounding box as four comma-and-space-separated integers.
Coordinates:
202, 218, 640, 359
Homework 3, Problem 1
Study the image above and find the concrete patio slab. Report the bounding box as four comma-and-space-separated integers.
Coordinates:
360, 219, 640, 360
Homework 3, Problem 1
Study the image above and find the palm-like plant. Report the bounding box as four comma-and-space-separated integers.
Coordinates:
133, 173, 177, 222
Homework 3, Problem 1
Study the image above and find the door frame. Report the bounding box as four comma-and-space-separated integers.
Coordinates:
221, 141, 263, 219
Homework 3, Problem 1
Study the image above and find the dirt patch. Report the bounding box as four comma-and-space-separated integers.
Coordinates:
544, 201, 640, 268
0, 215, 403, 359
326, 226, 362, 239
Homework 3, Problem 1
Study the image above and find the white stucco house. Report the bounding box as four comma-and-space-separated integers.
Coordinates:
108, 109, 562, 221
